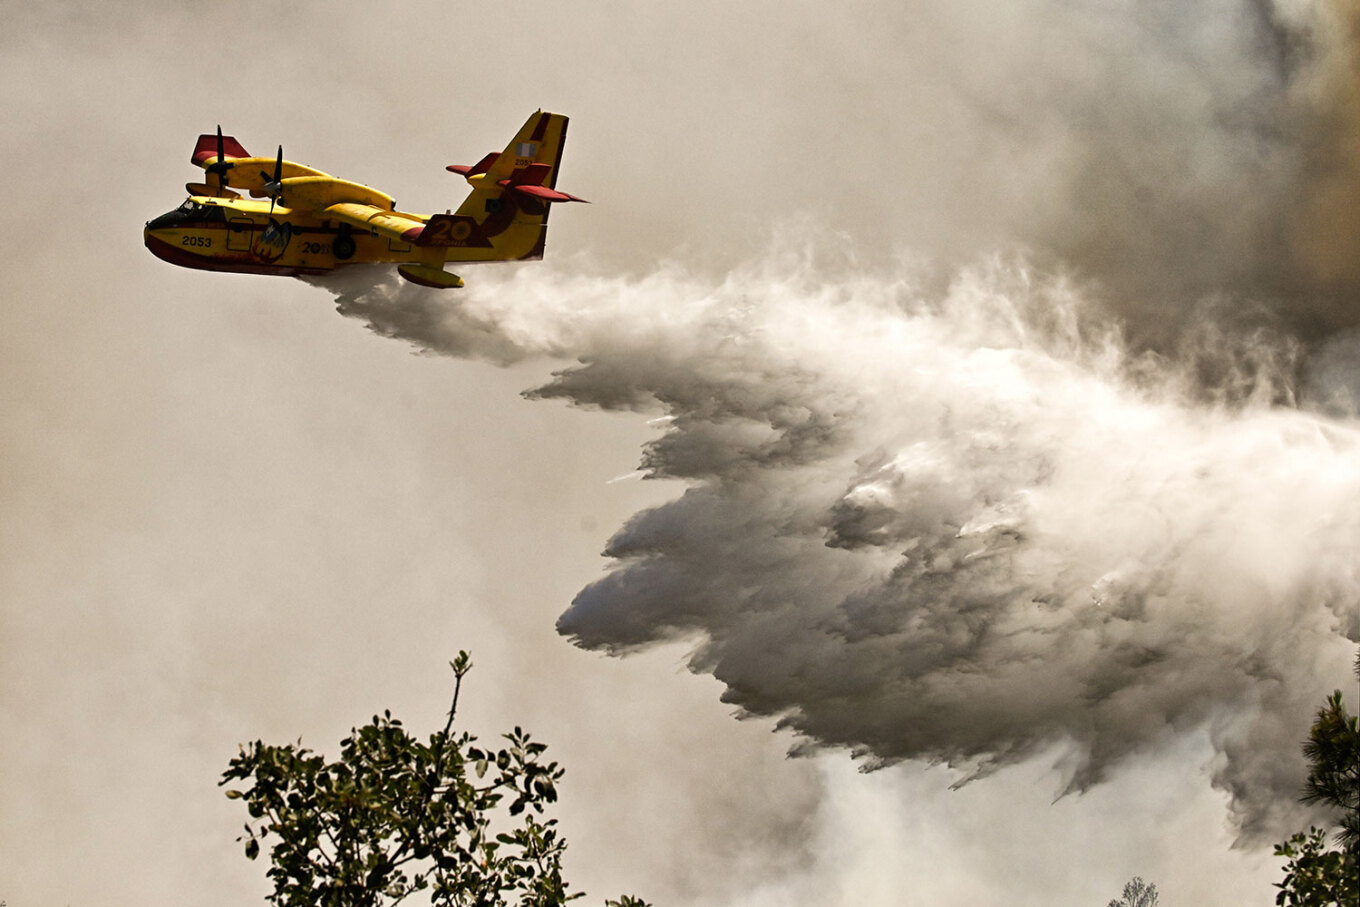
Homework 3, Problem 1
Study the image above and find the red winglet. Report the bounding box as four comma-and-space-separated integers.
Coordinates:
508, 184, 589, 203
191, 132, 249, 167
446, 152, 499, 177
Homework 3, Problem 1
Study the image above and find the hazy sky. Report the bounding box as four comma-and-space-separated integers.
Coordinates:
3, 2, 1358, 906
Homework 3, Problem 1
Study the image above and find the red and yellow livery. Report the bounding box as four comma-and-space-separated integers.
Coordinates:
145, 111, 585, 289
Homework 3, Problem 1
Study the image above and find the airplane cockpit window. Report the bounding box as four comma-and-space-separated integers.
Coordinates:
147, 200, 227, 230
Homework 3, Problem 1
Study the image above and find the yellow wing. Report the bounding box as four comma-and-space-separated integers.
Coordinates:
325, 202, 427, 246
189, 127, 330, 199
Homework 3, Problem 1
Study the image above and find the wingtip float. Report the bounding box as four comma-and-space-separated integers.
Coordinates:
144, 110, 586, 289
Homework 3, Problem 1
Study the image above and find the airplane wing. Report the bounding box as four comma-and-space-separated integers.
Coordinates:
325, 203, 428, 245
189, 128, 329, 198
324, 203, 498, 250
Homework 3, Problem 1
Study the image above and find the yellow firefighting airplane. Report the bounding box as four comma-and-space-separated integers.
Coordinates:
144, 110, 585, 289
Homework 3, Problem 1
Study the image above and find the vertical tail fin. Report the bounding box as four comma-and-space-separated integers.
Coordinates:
433, 111, 583, 261
481, 109, 571, 188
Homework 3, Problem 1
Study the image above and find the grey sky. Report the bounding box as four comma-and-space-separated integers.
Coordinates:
2, 2, 1357, 906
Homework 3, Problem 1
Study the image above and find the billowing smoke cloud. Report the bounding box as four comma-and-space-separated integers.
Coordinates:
309, 0, 1360, 847
990, 0, 1360, 344
315, 238, 1359, 842
934, 0, 1360, 350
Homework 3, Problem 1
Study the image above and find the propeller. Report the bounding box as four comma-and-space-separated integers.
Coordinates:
259, 145, 284, 216
204, 125, 234, 192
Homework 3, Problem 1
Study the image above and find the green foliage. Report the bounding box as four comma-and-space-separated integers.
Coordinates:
1273, 828, 1358, 907
222, 652, 646, 907
1273, 657, 1359, 907
1301, 689, 1360, 855
1107, 876, 1159, 907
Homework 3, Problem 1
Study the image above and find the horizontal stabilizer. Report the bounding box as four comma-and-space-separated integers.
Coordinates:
498, 161, 587, 203
446, 152, 499, 177
398, 264, 464, 289
506, 184, 588, 203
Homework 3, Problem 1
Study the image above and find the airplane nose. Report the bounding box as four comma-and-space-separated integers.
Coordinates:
146, 209, 182, 231
143, 223, 187, 266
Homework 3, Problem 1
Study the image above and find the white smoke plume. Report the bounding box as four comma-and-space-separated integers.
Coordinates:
314, 236, 1360, 842
303, 0, 1360, 851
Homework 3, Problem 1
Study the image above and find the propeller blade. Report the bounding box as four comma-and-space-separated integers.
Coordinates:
269, 147, 284, 215
206, 125, 234, 188
258, 145, 286, 205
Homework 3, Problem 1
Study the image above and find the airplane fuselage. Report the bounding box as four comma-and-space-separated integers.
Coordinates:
143, 196, 521, 278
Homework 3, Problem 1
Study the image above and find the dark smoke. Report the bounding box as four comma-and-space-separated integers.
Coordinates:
1020, 0, 1360, 353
